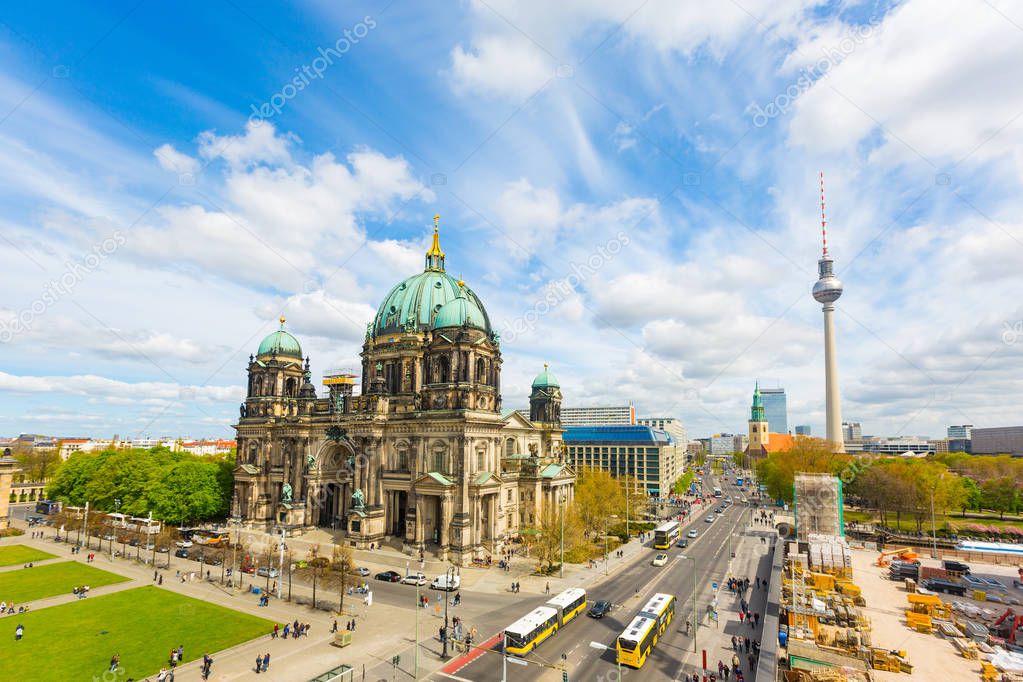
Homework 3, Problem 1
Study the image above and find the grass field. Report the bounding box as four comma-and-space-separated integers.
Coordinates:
0, 586, 274, 680
0, 545, 56, 567
0, 561, 129, 603
845, 509, 1023, 533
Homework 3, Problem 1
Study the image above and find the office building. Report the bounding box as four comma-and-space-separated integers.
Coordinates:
861, 438, 934, 456
842, 421, 862, 443
563, 425, 684, 498
795, 425, 812, 436
947, 425, 973, 439
709, 433, 737, 456
759, 387, 788, 434
970, 427, 1023, 456
561, 404, 635, 427
637, 417, 687, 446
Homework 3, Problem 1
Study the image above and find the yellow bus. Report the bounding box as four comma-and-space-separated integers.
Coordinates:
505, 606, 560, 655
616, 592, 676, 668
653, 521, 680, 549
545, 587, 587, 626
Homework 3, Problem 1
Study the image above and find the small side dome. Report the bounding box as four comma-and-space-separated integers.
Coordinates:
433, 285, 486, 330
531, 363, 559, 389
257, 315, 303, 358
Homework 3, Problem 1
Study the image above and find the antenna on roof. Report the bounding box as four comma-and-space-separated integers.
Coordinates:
819, 171, 829, 258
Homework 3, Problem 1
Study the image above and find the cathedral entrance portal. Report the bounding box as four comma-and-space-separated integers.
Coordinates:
318, 483, 341, 530
390, 491, 407, 536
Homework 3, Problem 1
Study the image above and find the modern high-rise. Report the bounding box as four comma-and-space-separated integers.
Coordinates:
709, 433, 737, 456
795, 425, 812, 436
841, 421, 862, 443
563, 425, 684, 498
561, 404, 635, 427
812, 173, 845, 452
637, 417, 686, 446
947, 425, 973, 439
759, 387, 788, 434
970, 427, 1023, 456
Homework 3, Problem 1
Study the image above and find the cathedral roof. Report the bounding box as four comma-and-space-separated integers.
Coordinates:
531, 363, 560, 389
370, 219, 492, 337
257, 316, 303, 358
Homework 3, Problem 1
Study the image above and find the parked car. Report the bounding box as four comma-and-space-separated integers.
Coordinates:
652, 553, 668, 567
204, 556, 224, 566
353, 567, 371, 577
588, 600, 612, 618
256, 566, 279, 578
687, 529, 698, 538
402, 573, 427, 586
676, 539, 689, 548
431, 574, 461, 591
175, 540, 193, 548
240, 565, 256, 574
174, 548, 189, 559
375, 571, 402, 582
156, 546, 170, 553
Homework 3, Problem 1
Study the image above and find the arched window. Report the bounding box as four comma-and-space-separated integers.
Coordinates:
476, 358, 487, 384
438, 356, 450, 383
504, 438, 516, 457
285, 377, 297, 397
476, 450, 486, 472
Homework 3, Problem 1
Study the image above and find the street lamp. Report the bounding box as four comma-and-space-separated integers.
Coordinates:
589, 641, 622, 682
680, 554, 698, 653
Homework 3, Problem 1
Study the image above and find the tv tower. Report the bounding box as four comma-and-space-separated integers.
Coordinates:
812, 172, 845, 452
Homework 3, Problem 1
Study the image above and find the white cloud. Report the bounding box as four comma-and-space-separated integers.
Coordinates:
198, 119, 297, 168
0, 371, 241, 404
450, 34, 554, 99
153, 144, 199, 176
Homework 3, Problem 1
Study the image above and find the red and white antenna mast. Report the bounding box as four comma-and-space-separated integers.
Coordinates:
819, 171, 829, 257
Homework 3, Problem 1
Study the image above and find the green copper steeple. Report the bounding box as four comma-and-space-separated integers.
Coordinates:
750, 382, 765, 422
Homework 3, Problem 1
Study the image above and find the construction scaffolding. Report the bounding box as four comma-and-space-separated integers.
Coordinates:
794, 473, 844, 540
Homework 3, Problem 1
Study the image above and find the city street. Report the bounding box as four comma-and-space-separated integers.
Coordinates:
426, 473, 767, 682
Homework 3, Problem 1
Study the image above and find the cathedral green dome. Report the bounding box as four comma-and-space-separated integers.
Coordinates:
257, 316, 303, 358
371, 220, 492, 337
531, 364, 559, 389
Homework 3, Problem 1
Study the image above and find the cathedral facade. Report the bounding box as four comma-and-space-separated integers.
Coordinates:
232, 220, 574, 564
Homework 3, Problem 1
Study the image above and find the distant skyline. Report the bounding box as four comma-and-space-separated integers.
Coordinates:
1, 2, 1022, 439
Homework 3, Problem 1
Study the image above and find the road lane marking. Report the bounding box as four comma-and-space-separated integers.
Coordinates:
436, 673, 474, 682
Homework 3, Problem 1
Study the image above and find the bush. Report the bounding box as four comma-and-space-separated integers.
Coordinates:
0, 527, 24, 537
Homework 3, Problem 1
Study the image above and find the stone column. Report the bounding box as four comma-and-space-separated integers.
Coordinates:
440, 496, 451, 547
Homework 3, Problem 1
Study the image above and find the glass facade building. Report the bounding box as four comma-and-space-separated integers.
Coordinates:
759, 388, 788, 434
562, 425, 684, 498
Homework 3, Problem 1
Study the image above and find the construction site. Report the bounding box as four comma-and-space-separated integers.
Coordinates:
777, 472, 1023, 682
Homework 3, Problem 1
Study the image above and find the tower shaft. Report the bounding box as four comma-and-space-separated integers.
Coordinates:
822, 303, 845, 452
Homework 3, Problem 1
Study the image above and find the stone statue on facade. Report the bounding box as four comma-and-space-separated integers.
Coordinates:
307, 452, 316, 470
281, 482, 293, 504
239, 402, 247, 418
352, 487, 366, 510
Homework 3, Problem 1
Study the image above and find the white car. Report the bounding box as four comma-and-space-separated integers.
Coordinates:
256, 566, 279, 578
402, 573, 427, 586
705, 516, 715, 523
651, 553, 668, 567
354, 567, 370, 577
687, 529, 698, 538
175, 540, 193, 548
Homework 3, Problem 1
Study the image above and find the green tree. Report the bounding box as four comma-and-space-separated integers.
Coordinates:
981, 476, 1019, 519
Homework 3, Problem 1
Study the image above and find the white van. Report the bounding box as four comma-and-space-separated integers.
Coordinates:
430, 574, 461, 591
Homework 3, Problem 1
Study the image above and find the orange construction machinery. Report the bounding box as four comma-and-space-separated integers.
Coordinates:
991, 608, 1023, 645
875, 548, 919, 567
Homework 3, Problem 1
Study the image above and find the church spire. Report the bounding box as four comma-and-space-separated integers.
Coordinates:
750, 382, 765, 422
425, 213, 446, 271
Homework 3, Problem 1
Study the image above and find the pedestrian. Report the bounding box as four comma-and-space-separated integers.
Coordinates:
154, 570, 158, 581
748, 653, 755, 670
732, 653, 740, 672
15, 623, 24, 640
272, 624, 279, 638
109, 653, 120, 671
262, 652, 270, 672
739, 611, 745, 624
545, 582, 550, 595
158, 574, 163, 585
754, 612, 760, 627
331, 620, 337, 633
744, 636, 750, 652
255, 654, 263, 674
283, 623, 290, 638
351, 619, 356, 631
731, 635, 738, 651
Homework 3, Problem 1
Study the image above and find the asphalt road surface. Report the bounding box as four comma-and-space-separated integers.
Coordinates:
428, 473, 758, 682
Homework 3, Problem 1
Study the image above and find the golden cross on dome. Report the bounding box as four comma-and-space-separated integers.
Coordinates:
279, 314, 286, 328
434, 213, 440, 229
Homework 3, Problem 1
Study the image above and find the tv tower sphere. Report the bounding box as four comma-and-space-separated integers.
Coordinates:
812, 258, 843, 304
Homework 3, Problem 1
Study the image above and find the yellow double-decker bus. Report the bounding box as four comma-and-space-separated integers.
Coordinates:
545, 587, 587, 626
653, 521, 680, 549
616, 592, 676, 668
505, 607, 560, 655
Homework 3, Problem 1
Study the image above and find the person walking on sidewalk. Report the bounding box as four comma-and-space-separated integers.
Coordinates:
545, 582, 550, 595
262, 652, 270, 672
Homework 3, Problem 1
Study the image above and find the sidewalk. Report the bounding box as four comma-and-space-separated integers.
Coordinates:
678, 524, 777, 681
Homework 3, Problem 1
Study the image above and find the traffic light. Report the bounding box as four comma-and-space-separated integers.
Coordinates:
562, 672, 569, 682
392, 655, 400, 666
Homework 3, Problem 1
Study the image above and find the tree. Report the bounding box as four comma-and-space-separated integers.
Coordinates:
982, 476, 1019, 519
755, 437, 850, 504
959, 476, 982, 515
332, 543, 356, 613
16, 447, 62, 483
573, 468, 627, 538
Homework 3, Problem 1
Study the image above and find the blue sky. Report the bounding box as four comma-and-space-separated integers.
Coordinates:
2, 0, 1022, 441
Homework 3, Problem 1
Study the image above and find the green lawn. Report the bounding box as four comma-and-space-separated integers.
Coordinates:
673, 471, 695, 495
0, 545, 56, 567
0, 561, 128, 603
0, 586, 275, 681
845, 508, 1023, 532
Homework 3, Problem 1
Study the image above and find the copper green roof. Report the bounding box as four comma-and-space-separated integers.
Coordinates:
257, 316, 302, 358
426, 471, 454, 486
434, 286, 487, 330
473, 471, 497, 485
371, 270, 491, 337
540, 463, 564, 478
531, 364, 559, 389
